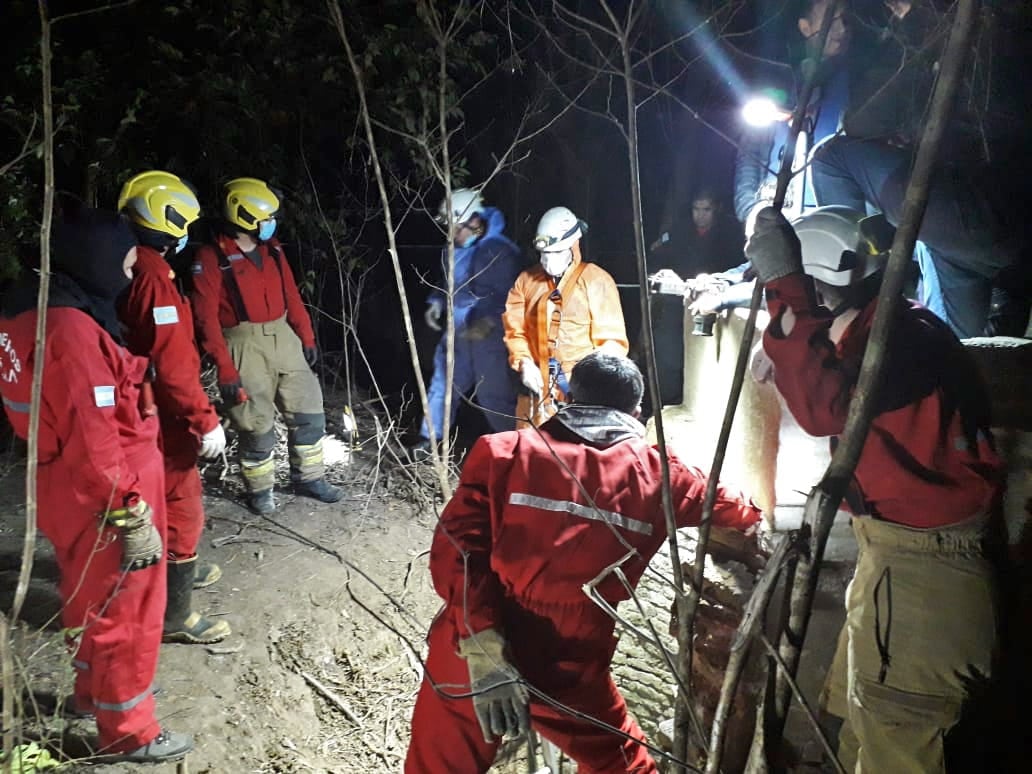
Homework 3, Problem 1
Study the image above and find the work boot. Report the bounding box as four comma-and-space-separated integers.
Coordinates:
193, 558, 222, 589
249, 489, 276, 515
405, 438, 433, 462
108, 729, 193, 763
162, 558, 231, 645
294, 477, 343, 503
983, 287, 1031, 337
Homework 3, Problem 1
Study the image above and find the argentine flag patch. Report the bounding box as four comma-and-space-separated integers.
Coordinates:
153, 305, 180, 326
93, 386, 115, 408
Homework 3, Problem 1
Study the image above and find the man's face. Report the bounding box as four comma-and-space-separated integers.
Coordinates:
692, 199, 716, 231
799, 0, 851, 59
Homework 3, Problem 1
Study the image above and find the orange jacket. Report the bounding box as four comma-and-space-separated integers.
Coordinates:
503, 242, 628, 389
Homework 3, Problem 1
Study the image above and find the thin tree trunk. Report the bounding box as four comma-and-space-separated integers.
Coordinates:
329, 0, 453, 498
754, 0, 981, 763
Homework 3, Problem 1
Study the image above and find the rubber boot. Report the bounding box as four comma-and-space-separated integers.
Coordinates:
108, 729, 193, 763
162, 558, 231, 645
193, 558, 222, 589
294, 477, 343, 503
241, 453, 277, 515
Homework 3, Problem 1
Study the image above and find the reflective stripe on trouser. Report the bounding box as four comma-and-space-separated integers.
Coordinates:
223, 314, 325, 438
42, 447, 166, 752
241, 453, 276, 495
819, 514, 998, 774
289, 439, 324, 483
406, 611, 656, 774
160, 419, 204, 559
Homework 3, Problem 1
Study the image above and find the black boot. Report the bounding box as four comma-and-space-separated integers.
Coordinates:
249, 488, 276, 515
405, 438, 433, 462
163, 558, 231, 645
193, 558, 222, 589
294, 477, 343, 503
983, 287, 1031, 337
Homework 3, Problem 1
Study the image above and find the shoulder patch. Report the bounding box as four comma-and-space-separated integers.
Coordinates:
93, 386, 115, 408
152, 305, 180, 326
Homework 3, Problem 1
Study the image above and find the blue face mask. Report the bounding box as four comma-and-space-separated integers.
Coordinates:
174, 234, 189, 254
461, 233, 479, 249
258, 218, 277, 242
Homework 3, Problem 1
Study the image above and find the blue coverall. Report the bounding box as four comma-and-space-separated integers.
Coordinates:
421, 207, 523, 441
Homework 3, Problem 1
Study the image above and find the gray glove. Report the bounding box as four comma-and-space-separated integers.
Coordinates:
105, 498, 163, 572
459, 628, 530, 743
744, 207, 803, 284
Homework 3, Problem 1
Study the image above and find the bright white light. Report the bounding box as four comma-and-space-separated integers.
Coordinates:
742, 97, 788, 128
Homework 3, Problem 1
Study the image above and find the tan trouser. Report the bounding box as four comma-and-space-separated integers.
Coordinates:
223, 316, 326, 486
820, 515, 999, 774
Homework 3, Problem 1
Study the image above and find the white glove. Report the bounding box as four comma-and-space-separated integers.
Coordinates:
199, 423, 227, 459
424, 300, 443, 332
519, 359, 543, 395
750, 343, 776, 385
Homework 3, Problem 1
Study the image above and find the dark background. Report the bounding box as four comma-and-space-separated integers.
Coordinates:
2, 0, 1029, 421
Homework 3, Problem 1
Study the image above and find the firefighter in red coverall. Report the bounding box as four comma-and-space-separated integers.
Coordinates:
0, 207, 192, 762
406, 351, 762, 773
746, 206, 1004, 773
190, 178, 341, 514
117, 171, 231, 645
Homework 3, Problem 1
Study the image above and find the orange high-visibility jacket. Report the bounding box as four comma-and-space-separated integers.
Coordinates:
502, 242, 628, 423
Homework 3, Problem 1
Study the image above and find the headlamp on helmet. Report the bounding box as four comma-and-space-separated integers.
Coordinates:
534, 206, 586, 254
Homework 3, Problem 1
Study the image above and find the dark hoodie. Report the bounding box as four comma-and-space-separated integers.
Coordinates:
2, 207, 137, 343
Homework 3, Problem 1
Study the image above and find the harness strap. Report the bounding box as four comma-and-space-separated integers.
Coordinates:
212, 238, 292, 326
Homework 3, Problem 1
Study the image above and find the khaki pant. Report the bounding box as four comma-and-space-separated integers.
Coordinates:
223, 316, 326, 483
820, 515, 999, 774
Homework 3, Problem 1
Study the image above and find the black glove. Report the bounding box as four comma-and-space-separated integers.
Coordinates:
219, 380, 242, 406
744, 207, 803, 284
303, 346, 318, 367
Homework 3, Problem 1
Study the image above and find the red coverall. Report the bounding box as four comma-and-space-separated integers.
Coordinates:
120, 245, 219, 558
760, 273, 1003, 772
0, 307, 166, 753
761, 273, 1001, 527
190, 234, 315, 385
406, 408, 761, 773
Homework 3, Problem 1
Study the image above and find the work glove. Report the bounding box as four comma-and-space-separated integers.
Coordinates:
424, 300, 443, 332
219, 380, 243, 406
745, 207, 803, 285
303, 345, 319, 367
198, 423, 227, 459
460, 317, 494, 341
750, 342, 776, 385
519, 358, 544, 396
459, 628, 530, 743
104, 498, 163, 572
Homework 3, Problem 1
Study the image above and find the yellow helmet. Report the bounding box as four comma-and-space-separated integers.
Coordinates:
117, 170, 200, 240
223, 177, 280, 232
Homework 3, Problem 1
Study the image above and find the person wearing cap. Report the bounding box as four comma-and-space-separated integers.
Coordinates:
190, 178, 341, 514
408, 188, 522, 459
502, 206, 628, 427
0, 206, 192, 762
117, 170, 231, 645
747, 205, 1003, 773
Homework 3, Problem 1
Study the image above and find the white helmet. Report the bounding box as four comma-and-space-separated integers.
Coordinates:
792, 206, 894, 287
437, 188, 484, 224
534, 206, 586, 253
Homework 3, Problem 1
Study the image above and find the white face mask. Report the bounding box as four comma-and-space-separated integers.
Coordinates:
540, 248, 573, 278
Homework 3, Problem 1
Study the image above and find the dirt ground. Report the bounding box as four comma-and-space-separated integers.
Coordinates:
2, 411, 1030, 773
